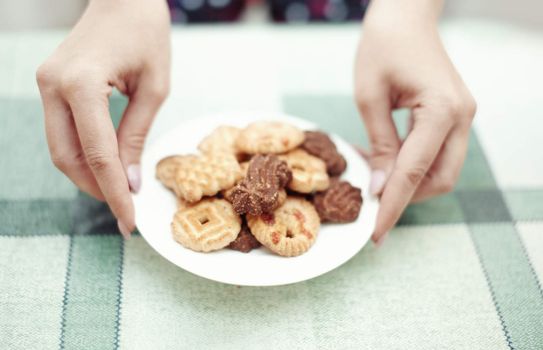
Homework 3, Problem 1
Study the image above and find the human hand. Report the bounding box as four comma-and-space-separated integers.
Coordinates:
36, 0, 171, 238
354, 0, 476, 245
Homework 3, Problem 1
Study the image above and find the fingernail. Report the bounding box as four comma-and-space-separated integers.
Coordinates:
370, 170, 386, 196
127, 164, 141, 193
373, 231, 389, 248
117, 220, 132, 240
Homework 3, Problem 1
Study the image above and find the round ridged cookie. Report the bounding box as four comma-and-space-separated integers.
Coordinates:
156, 155, 197, 191
174, 153, 242, 202
198, 125, 241, 157
279, 149, 330, 193
172, 198, 241, 252
176, 197, 191, 210
275, 189, 287, 207
236, 121, 304, 154
247, 197, 320, 257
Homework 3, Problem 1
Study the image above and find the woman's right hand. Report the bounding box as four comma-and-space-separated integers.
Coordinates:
36, 0, 171, 238
354, 0, 476, 245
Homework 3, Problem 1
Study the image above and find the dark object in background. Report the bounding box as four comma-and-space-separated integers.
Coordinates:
168, 0, 245, 23
168, 0, 368, 23
268, 0, 369, 22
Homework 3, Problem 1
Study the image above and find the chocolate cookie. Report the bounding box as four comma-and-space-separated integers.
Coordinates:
313, 179, 362, 222
301, 131, 346, 176
228, 223, 261, 253
228, 155, 292, 216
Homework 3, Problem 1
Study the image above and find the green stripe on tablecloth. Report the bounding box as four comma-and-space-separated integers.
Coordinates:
283, 94, 368, 147
470, 223, 543, 349
0, 97, 76, 199
0, 199, 73, 235
457, 190, 512, 223
0, 95, 127, 200
59, 235, 124, 350
456, 131, 497, 190
0, 195, 120, 236
0, 190, 539, 236
398, 193, 464, 225
283, 95, 411, 148
72, 192, 118, 235
504, 189, 543, 221
397, 188, 543, 226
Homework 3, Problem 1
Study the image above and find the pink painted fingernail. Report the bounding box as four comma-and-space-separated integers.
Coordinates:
127, 164, 141, 193
370, 170, 386, 196
117, 220, 132, 240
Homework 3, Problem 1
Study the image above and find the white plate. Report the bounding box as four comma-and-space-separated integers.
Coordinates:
133, 112, 378, 286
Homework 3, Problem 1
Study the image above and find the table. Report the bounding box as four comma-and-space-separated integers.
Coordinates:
1, 20, 542, 350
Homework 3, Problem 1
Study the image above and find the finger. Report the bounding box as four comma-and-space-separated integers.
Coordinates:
117, 71, 168, 193
411, 125, 469, 203
372, 107, 453, 242
356, 88, 401, 196
407, 111, 415, 135
66, 85, 135, 238
353, 145, 370, 161
36, 76, 105, 200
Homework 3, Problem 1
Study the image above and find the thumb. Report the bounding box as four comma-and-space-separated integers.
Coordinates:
356, 90, 400, 196
117, 74, 169, 192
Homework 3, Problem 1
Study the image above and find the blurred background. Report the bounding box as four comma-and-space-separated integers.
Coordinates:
0, 0, 542, 29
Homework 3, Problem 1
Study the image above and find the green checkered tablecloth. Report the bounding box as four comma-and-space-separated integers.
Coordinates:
1, 22, 543, 350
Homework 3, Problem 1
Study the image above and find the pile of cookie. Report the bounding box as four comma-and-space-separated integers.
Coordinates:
156, 121, 363, 257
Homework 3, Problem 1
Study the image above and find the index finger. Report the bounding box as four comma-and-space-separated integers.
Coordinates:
373, 109, 453, 241
66, 86, 135, 237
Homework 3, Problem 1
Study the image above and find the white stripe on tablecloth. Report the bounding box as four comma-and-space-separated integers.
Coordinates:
119, 225, 507, 350
0, 236, 69, 350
